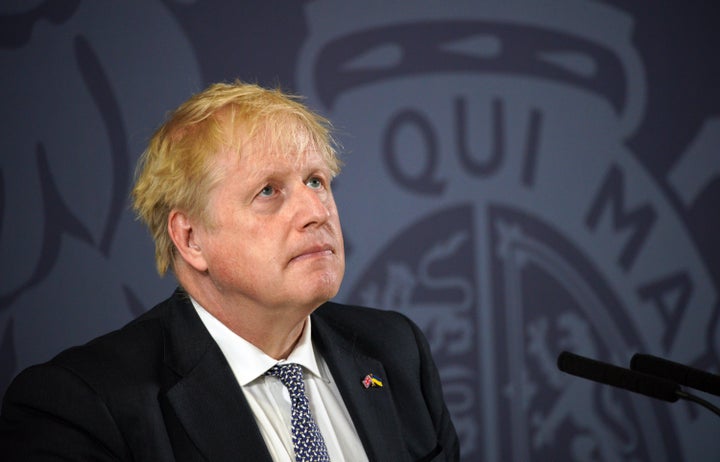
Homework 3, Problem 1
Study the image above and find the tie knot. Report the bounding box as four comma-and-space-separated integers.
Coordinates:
265, 363, 304, 390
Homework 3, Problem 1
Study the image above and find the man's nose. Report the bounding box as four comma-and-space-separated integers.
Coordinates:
293, 184, 331, 229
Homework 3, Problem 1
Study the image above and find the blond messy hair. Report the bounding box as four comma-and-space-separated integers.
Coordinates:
132, 80, 340, 275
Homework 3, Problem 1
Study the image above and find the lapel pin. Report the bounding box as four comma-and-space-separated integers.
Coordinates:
362, 373, 383, 388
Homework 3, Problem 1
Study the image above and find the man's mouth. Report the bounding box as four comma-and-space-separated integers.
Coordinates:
289, 244, 334, 263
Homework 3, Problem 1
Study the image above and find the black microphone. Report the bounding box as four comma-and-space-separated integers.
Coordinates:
557, 351, 681, 402
630, 353, 720, 397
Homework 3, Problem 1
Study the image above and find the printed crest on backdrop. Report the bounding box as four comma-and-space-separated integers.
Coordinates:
298, 2, 718, 461
0, 2, 195, 389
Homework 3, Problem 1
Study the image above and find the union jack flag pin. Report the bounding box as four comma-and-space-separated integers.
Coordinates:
362, 373, 383, 388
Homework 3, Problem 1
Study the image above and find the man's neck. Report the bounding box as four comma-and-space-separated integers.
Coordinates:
177, 272, 314, 359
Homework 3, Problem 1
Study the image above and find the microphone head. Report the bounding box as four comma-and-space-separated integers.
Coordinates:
558, 351, 681, 403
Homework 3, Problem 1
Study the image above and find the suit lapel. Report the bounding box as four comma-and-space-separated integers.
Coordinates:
312, 312, 409, 462
160, 292, 272, 462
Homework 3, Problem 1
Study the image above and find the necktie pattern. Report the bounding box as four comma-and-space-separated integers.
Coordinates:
265, 363, 330, 462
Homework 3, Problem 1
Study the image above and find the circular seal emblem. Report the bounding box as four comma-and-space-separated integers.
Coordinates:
297, 2, 718, 460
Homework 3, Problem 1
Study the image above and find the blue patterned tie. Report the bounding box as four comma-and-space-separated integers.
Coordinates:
265, 363, 330, 462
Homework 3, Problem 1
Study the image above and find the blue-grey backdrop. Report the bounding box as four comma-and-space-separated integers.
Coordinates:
2, 1, 719, 460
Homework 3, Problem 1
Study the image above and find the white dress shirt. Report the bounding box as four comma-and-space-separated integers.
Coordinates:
192, 299, 369, 462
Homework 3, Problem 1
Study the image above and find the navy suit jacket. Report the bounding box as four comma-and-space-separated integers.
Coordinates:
0, 290, 459, 461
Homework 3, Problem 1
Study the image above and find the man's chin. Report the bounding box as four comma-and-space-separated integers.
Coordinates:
304, 275, 343, 305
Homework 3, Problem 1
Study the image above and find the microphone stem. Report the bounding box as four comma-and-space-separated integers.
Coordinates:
676, 389, 720, 418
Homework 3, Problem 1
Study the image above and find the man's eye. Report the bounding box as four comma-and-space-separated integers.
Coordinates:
307, 177, 323, 189
259, 185, 275, 197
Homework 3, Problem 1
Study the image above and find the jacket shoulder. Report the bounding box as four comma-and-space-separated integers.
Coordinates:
312, 301, 426, 361
314, 301, 416, 335
31, 291, 187, 394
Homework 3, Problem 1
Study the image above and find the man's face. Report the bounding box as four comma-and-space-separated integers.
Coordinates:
193, 135, 345, 314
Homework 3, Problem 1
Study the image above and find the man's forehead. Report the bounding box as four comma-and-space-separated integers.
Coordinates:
247, 144, 328, 174
212, 113, 337, 177
216, 140, 328, 176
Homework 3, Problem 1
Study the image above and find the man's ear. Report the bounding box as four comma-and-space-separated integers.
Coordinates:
168, 209, 209, 272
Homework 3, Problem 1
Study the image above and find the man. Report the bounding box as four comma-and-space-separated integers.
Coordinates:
0, 81, 459, 461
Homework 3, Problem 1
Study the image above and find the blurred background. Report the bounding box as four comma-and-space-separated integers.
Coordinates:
1, 1, 718, 460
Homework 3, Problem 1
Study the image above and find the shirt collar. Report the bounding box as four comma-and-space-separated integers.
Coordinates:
190, 297, 324, 386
